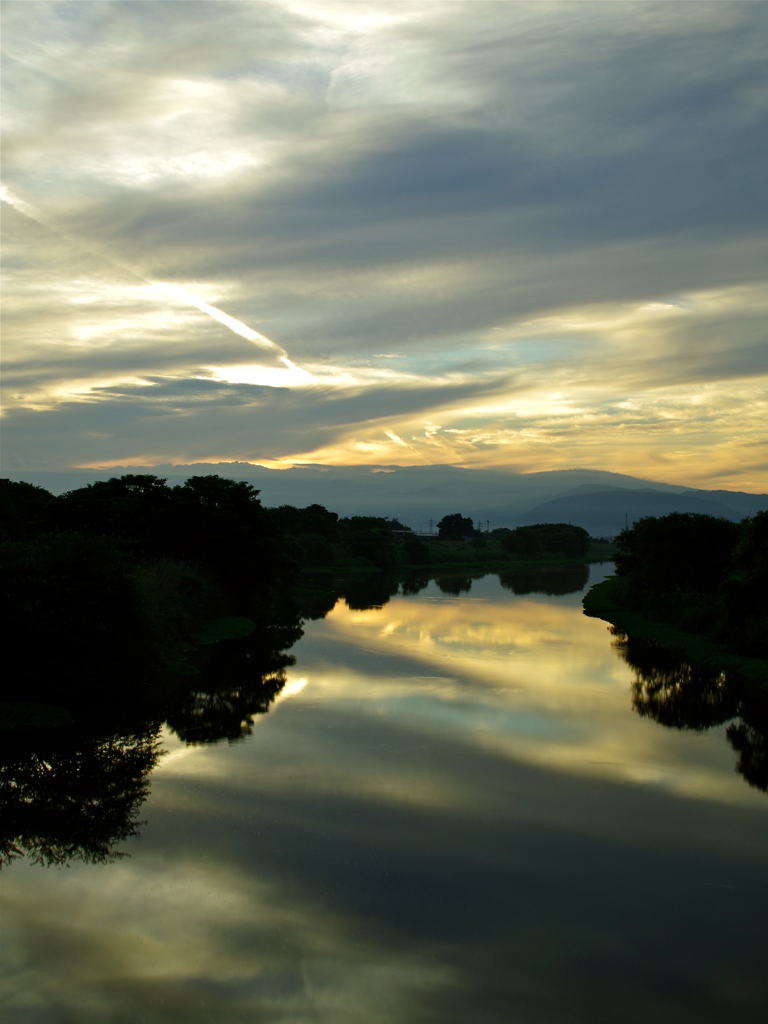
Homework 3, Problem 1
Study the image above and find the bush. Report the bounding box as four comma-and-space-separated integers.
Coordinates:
614, 513, 739, 595
1, 533, 156, 714
500, 523, 590, 559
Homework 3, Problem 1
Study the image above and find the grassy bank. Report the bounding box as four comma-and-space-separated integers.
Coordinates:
301, 540, 616, 576
583, 576, 768, 687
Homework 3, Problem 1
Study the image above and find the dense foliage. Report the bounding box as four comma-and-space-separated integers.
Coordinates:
613, 511, 768, 658
436, 513, 475, 541
269, 505, 599, 571
496, 523, 590, 559
1, 476, 610, 734
0, 475, 301, 724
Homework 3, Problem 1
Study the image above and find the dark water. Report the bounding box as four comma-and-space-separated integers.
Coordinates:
2, 565, 767, 1023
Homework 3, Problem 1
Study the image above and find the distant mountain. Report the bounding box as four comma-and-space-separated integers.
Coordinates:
518, 488, 753, 537
2, 463, 765, 535
678, 489, 768, 519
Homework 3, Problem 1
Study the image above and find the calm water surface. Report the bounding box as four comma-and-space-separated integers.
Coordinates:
3, 565, 767, 1023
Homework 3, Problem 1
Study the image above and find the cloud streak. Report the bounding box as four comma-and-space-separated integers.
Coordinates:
1, 0, 767, 488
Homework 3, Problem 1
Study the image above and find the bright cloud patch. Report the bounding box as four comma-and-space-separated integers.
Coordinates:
1, 0, 767, 489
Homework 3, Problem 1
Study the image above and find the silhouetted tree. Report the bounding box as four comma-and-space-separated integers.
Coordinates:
720, 510, 768, 657
614, 512, 739, 595
0, 478, 58, 540
500, 523, 590, 559
1, 532, 157, 716
436, 513, 474, 541
404, 535, 430, 565
58, 474, 174, 555
170, 476, 296, 597
339, 516, 399, 570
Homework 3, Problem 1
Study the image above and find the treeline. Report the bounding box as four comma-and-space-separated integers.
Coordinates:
1, 476, 599, 580
0, 475, 300, 724
0, 474, 605, 726
613, 511, 768, 659
272, 506, 594, 570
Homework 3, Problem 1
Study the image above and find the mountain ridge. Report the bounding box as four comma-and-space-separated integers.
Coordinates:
2, 463, 765, 536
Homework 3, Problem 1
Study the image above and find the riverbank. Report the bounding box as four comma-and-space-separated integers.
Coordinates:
301, 540, 616, 576
583, 575, 768, 687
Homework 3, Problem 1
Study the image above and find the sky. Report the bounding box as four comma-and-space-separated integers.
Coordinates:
2, 0, 767, 491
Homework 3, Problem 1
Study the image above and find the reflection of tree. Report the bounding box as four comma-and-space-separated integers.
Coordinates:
435, 575, 473, 596
166, 670, 288, 744
623, 639, 737, 731
342, 574, 399, 611
613, 632, 768, 793
498, 565, 589, 596
400, 576, 430, 596
727, 719, 768, 793
0, 726, 161, 867
294, 575, 340, 621
1, 605, 306, 865
167, 614, 302, 744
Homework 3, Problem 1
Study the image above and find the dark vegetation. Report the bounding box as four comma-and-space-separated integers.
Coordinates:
583, 512, 768, 792
1, 478, 607, 731
272, 505, 600, 571
584, 511, 768, 686
606, 511, 768, 661
0, 476, 612, 865
1, 475, 298, 716
2, 478, 765, 861
0, 474, 305, 865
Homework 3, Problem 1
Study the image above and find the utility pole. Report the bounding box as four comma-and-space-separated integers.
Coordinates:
428, 517, 433, 536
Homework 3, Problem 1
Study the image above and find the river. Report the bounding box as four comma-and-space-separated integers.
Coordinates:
2, 564, 767, 1022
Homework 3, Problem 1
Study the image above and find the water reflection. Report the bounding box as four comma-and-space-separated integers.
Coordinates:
3, 568, 768, 1024
1, 613, 303, 867
615, 631, 768, 792
499, 564, 590, 595
0, 727, 161, 867
166, 624, 300, 745
341, 573, 400, 610
435, 575, 474, 595
400, 575, 430, 596
298, 563, 592, 618
3, 568, 765, 878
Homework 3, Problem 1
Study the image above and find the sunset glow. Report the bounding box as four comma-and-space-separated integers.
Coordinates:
2, 1, 766, 490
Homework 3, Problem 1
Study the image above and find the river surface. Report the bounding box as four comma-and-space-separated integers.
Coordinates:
2, 565, 767, 1023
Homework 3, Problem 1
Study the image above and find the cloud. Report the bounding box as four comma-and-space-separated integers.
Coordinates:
1, 0, 767, 488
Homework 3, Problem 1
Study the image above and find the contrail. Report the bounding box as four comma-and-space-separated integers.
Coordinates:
158, 282, 282, 354
0, 184, 39, 221
0, 183, 297, 366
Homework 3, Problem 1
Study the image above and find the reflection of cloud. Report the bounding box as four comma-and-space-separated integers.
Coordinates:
4, 580, 768, 1020
291, 591, 762, 809
2, 857, 452, 1023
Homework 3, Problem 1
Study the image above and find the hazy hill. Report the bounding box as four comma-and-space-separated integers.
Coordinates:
2, 463, 765, 536
519, 488, 748, 537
